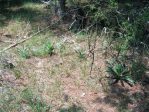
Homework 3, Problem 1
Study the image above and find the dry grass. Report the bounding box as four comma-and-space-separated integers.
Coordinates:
0, 2, 148, 112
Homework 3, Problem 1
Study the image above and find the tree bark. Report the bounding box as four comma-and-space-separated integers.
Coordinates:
58, 0, 66, 18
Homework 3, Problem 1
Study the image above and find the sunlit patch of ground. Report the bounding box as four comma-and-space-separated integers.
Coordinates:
0, 2, 148, 112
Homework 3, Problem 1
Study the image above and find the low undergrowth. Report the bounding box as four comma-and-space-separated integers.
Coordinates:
0, 1, 149, 112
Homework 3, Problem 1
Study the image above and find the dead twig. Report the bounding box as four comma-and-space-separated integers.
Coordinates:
0, 30, 47, 54
88, 26, 108, 77
87, 24, 97, 77
0, 19, 62, 54
88, 31, 97, 78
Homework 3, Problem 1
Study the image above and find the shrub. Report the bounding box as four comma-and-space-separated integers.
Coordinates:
107, 60, 135, 86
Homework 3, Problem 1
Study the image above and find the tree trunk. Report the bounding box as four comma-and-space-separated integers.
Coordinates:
58, 0, 66, 18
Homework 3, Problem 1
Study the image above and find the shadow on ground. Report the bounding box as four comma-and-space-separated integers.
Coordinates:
59, 104, 85, 112
93, 81, 149, 112
0, 1, 48, 28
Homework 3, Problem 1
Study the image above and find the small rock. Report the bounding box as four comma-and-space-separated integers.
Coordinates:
81, 93, 85, 97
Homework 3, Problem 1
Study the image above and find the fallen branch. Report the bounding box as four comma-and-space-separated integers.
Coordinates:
0, 29, 47, 53
40, 0, 52, 5
0, 19, 61, 54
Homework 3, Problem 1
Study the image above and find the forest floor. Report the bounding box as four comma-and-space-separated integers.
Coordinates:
0, 2, 148, 112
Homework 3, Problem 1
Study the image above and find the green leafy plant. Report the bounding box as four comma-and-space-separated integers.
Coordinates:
44, 41, 54, 56
107, 61, 135, 86
18, 47, 30, 59
75, 49, 86, 60
32, 41, 54, 57
21, 89, 50, 112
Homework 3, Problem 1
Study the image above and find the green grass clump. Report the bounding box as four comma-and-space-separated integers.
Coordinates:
76, 49, 86, 60
18, 47, 30, 59
0, 88, 51, 112
21, 88, 50, 112
44, 41, 54, 56
32, 41, 54, 57
74, 46, 86, 60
